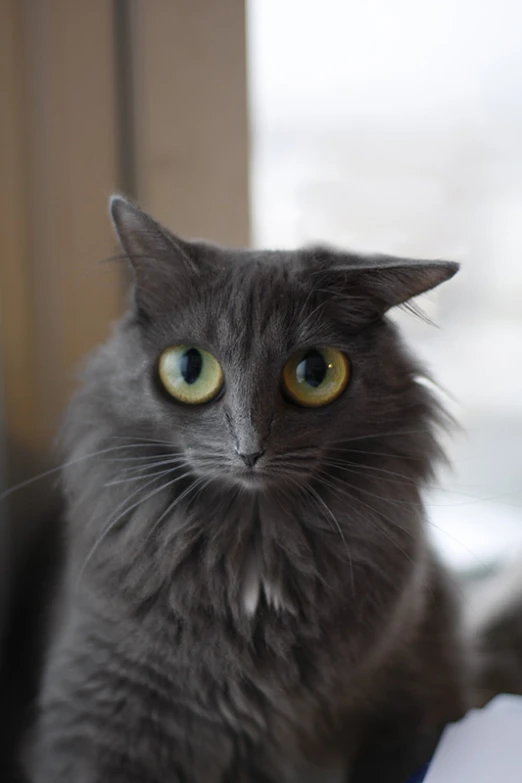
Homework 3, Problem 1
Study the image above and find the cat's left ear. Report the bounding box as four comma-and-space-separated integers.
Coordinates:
329, 253, 459, 313
109, 195, 199, 313
109, 194, 198, 275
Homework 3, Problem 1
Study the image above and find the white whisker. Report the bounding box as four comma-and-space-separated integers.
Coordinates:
304, 482, 355, 596
0, 443, 168, 504
76, 471, 194, 587
104, 466, 180, 487
142, 476, 211, 548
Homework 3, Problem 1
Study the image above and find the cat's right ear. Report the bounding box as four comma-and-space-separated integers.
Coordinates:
109, 195, 198, 313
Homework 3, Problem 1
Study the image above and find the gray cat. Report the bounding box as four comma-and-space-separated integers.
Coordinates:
24, 196, 469, 782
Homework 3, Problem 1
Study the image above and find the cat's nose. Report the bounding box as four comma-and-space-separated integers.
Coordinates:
237, 451, 264, 468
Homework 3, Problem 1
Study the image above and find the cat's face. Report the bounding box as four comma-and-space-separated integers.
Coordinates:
95, 197, 457, 499
112, 256, 381, 492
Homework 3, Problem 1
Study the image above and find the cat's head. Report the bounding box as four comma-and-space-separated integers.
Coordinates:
83, 195, 457, 497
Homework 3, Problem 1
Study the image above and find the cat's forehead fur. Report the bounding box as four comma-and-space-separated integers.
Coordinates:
141, 243, 349, 362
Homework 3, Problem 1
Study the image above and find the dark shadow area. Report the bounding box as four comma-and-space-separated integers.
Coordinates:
0, 440, 65, 782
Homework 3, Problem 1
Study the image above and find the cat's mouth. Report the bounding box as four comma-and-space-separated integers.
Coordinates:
186, 454, 317, 494
223, 457, 268, 490
184, 445, 318, 491
185, 451, 270, 490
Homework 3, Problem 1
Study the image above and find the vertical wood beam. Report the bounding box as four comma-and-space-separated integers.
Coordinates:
0, 0, 123, 486
130, 0, 251, 246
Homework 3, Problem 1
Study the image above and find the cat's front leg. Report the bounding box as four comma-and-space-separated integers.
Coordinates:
27, 706, 236, 783
25, 654, 236, 783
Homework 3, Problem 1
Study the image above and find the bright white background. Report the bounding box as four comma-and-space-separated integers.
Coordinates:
247, 0, 522, 573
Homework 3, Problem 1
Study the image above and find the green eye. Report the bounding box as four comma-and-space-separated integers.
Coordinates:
158, 346, 224, 404
283, 347, 350, 407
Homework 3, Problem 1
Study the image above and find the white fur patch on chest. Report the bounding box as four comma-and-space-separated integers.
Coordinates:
241, 552, 285, 616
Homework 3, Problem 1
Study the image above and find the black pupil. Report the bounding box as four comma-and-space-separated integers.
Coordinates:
298, 350, 327, 388
180, 348, 203, 384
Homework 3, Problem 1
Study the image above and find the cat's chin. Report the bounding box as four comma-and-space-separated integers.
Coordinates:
233, 471, 266, 491
201, 467, 267, 492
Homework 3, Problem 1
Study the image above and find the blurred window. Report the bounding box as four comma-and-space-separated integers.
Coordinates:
248, 0, 522, 573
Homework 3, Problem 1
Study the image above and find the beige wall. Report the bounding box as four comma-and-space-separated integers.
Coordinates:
0, 0, 249, 498
130, 0, 251, 246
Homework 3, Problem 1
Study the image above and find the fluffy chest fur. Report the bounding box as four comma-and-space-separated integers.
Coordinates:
62, 470, 427, 737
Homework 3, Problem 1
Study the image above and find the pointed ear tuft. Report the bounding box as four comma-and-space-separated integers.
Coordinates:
108, 195, 199, 315
109, 194, 151, 258
109, 194, 194, 267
